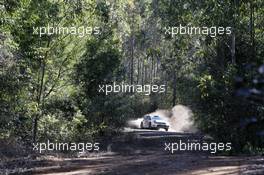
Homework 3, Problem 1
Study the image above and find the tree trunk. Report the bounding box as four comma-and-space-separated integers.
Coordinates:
145, 64, 148, 84
32, 115, 38, 144
130, 11, 135, 85
150, 56, 154, 84
32, 55, 45, 144
172, 70, 177, 107
231, 32, 236, 64
231, 0, 238, 65
250, 1, 255, 59
137, 57, 140, 84
32, 40, 50, 143
141, 60, 144, 85
130, 36, 134, 84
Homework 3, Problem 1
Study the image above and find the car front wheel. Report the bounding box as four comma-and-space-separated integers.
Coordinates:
140, 122, 143, 129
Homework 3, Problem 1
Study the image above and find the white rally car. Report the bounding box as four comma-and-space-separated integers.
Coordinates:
140, 115, 169, 131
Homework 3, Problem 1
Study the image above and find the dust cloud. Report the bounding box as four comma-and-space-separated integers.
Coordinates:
127, 105, 198, 133
127, 118, 143, 129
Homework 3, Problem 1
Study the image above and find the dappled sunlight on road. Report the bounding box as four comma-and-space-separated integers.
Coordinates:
36, 153, 264, 175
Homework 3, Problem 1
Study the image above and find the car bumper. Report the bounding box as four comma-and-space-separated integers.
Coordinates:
152, 123, 169, 129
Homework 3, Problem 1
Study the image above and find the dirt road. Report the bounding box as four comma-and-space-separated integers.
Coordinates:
2, 129, 264, 175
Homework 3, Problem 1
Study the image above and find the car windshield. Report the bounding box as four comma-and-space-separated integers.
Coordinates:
152, 116, 162, 120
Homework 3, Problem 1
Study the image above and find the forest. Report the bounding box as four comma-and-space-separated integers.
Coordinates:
0, 0, 264, 162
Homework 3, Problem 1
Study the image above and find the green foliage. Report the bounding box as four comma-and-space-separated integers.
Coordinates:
1, 0, 263, 154
74, 38, 121, 97
38, 110, 93, 142
156, 0, 264, 153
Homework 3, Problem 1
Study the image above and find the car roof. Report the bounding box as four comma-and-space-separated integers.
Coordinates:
143, 115, 161, 118
144, 115, 161, 118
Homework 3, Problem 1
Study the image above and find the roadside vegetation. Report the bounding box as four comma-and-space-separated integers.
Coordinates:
0, 0, 263, 158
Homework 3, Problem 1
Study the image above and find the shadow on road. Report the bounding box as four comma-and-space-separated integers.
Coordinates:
3, 130, 264, 175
